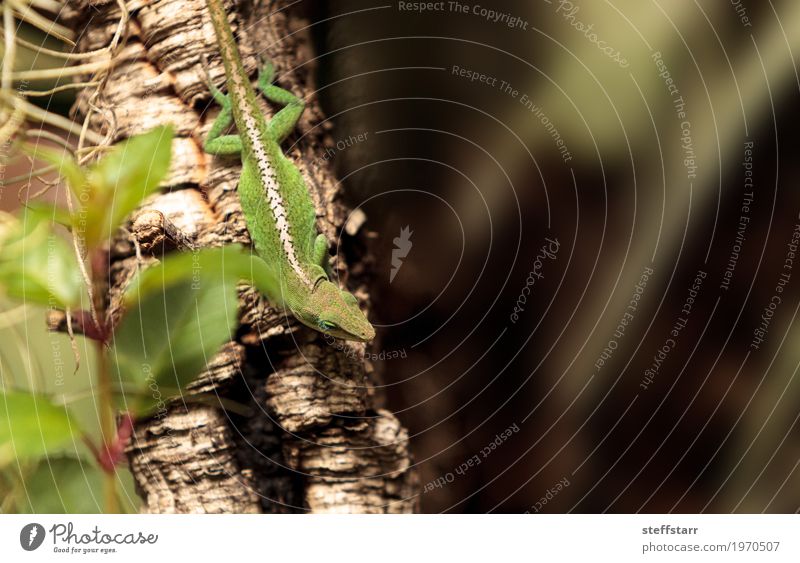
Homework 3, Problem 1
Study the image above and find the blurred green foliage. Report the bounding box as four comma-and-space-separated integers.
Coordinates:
0, 125, 252, 512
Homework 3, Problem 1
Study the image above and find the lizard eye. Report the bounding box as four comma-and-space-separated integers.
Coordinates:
318, 320, 338, 332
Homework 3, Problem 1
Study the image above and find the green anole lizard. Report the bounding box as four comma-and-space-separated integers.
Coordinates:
203, 0, 375, 342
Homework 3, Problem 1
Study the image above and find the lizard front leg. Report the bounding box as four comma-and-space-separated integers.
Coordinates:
312, 233, 329, 267
203, 83, 243, 155
298, 234, 331, 284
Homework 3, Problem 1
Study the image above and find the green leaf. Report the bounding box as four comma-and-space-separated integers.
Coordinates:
7, 456, 140, 514
112, 245, 283, 415
22, 126, 173, 248
26, 200, 73, 229
112, 273, 239, 417
20, 127, 174, 249
18, 143, 86, 198
0, 211, 82, 308
123, 244, 280, 307
0, 390, 83, 467
86, 125, 174, 245
14, 456, 103, 513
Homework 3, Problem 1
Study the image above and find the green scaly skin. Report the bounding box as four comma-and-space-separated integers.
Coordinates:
203, 0, 374, 342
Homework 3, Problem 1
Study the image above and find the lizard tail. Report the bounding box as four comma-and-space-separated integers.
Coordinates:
204, 0, 252, 102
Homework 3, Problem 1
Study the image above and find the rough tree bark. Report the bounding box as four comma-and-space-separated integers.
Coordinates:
61, 0, 418, 513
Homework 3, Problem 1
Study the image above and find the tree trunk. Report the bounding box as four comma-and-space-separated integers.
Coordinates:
63, 0, 417, 513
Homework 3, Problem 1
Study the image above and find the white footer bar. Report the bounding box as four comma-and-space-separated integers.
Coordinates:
1, 514, 797, 562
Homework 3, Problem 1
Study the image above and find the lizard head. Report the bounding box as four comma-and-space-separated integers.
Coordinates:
293, 279, 376, 342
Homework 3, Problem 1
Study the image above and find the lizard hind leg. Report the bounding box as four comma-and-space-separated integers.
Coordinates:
256, 59, 276, 92
204, 133, 243, 155
203, 107, 242, 155
257, 59, 306, 143
203, 88, 242, 155
201, 54, 241, 155
203, 82, 243, 155
201, 52, 232, 110
209, 80, 231, 110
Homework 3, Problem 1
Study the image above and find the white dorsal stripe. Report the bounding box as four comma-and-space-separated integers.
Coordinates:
225, 61, 312, 288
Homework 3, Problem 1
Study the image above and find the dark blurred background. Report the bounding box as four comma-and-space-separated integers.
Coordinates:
313, 0, 800, 512
3, 0, 799, 514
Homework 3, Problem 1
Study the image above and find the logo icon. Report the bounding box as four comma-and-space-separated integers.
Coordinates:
20, 523, 45, 551
390, 226, 413, 284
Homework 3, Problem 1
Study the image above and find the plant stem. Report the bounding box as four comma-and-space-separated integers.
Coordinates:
90, 245, 118, 514
97, 339, 119, 514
